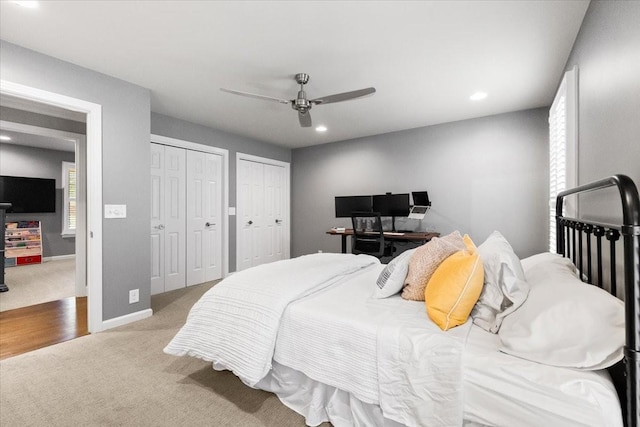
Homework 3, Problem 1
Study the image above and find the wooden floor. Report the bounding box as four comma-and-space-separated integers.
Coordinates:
0, 296, 88, 360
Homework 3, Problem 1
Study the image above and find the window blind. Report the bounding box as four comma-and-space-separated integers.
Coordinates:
62, 161, 76, 235
548, 67, 577, 252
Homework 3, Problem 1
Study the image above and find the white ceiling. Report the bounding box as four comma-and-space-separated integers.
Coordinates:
0, 1, 589, 149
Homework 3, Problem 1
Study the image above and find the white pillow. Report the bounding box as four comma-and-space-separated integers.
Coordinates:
374, 249, 416, 298
499, 259, 624, 370
470, 231, 529, 333
520, 252, 579, 284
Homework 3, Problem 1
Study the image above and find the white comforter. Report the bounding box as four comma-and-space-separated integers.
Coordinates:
272, 262, 471, 426
377, 307, 471, 426
164, 253, 379, 386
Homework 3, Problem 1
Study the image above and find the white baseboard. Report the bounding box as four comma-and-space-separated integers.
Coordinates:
43, 254, 76, 262
101, 308, 153, 331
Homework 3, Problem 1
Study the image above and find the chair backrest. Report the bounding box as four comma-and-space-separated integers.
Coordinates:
351, 211, 386, 257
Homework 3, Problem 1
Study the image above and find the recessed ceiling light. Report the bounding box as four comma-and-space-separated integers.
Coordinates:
12, 1, 39, 8
0, 135, 12, 141
315, 125, 327, 132
470, 92, 488, 101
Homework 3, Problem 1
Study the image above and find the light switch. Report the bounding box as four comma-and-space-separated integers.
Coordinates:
228, 207, 236, 216
104, 204, 127, 219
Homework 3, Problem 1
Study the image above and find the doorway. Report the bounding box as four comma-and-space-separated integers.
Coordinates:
0, 121, 85, 309
0, 105, 91, 358
1, 79, 103, 333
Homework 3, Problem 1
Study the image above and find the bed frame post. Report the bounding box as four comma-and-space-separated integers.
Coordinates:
619, 176, 640, 427
556, 218, 564, 255
624, 217, 640, 427
595, 226, 606, 287
556, 174, 640, 427
585, 224, 593, 284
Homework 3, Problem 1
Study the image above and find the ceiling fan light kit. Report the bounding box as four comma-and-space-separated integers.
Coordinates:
221, 73, 375, 128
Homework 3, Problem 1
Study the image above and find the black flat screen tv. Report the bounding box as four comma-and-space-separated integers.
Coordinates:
335, 195, 373, 218
0, 175, 56, 213
373, 193, 410, 217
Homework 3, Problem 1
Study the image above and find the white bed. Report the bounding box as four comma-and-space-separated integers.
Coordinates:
165, 248, 624, 426
269, 260, 621, 426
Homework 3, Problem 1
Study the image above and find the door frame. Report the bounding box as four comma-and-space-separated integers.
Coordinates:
1, 79, 104, 333
150, 134, 230, 278
236, 152, 291, 271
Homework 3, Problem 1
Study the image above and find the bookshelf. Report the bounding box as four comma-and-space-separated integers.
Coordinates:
4, 220, 43, 267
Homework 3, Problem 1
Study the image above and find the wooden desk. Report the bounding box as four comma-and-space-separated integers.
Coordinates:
327, 229, 440, 254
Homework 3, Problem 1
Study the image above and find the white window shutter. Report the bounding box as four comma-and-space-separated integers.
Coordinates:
549, 67, 578, 252
62, 161, 77, 236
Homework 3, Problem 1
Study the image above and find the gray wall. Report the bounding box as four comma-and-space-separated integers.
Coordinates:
0, 106, 86, 134
560, 0, 640, 221
1, 40, 152, 321
292, 108, 549, 259
0, 143, 76, 257
150, 113, 291, 272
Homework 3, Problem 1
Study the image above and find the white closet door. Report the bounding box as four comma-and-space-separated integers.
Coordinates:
186, 150, 222, 286
250, 161, 265, 267
237, 159, 251, 271
238, 159, 259, 271
150, 143, 165, 295
203, 153, 223, 281
150, 143, 186, 295
237, 158, 287, 271
163, 145, 187, 292
263, 163, 285, 264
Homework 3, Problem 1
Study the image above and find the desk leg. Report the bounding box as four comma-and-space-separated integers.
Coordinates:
342, 235, 347, 254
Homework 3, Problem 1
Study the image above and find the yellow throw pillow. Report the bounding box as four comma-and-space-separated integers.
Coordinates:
463, 234, 475, 253
425, 237, 484, 331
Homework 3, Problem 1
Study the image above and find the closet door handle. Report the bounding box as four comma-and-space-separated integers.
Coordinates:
275, 219, 282, 224
153, 224, 165, 230
248, 220, 253, 225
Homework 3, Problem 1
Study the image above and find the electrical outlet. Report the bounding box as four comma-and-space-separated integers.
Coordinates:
129, 289, 139, 304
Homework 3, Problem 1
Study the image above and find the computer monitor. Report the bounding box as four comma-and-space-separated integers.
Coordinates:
335, 195, 373, 218
412, 191, 431, 207
372, 193, 410, 217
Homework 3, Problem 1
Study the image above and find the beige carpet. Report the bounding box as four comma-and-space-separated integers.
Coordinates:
0, 281, 325, 427
1, 258, 76, 311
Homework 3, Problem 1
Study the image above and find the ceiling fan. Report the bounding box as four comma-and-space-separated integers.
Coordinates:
220, 73, 376, 128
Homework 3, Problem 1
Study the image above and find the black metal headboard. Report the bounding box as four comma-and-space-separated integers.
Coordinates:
555, 174, 640, 427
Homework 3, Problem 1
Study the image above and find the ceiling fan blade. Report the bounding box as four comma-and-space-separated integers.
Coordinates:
311, 87, 376, 105
298, 111, 312, 128
220, 88, 291, 105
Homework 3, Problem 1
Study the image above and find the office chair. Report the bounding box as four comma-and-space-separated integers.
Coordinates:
350, 212, 393, 258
